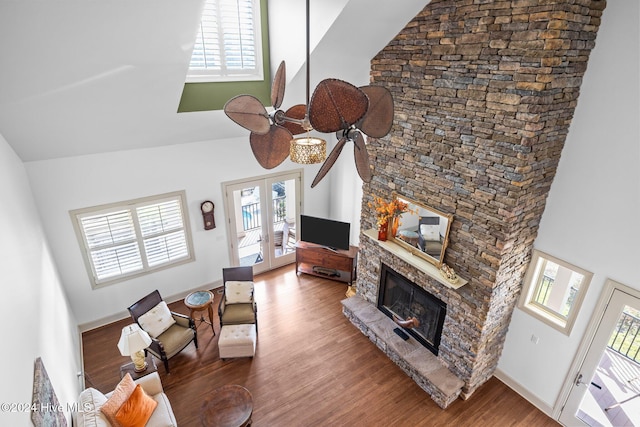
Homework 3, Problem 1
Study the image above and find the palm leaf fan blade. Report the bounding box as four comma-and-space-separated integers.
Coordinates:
271, 61, 286, 109
308, 79, 369, 133
353, 131, 372, 183
357, 86, 394, 138
281, 104, 308, 135
249, 125, 293, 169
311, 137, 348, 188
224, 95, 270, 135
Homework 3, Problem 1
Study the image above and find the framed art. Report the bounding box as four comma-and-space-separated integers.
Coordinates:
31, 357, 67, 427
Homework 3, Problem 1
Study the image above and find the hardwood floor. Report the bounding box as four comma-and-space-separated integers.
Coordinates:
82, 264, 559, 426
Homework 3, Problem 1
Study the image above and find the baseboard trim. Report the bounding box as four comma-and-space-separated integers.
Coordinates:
493, 368, 556, 419
77, 280, 223, 333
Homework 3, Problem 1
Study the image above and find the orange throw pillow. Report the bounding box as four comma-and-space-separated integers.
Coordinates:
115, 384, 158, 427
100, 373, 136, 426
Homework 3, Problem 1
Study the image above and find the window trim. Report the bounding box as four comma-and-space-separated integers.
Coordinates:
186, 0, 264, 84
518, 249, 593, 335
177, 0, 270, 113
70, 191, 195, 289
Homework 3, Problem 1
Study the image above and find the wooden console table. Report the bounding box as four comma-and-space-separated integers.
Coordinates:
295, 241, 358, 285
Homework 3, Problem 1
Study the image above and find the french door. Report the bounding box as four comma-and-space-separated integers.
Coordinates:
222, 171, 301, 275
559, 282, 640, 426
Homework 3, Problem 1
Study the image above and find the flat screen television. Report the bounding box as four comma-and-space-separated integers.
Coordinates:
300, 215, 351, 251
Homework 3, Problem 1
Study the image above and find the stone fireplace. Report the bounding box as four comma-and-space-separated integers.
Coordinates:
343, 0, 607, 407
377, 263, 447, 356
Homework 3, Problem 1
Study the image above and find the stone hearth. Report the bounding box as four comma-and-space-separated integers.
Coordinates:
348, 0, 607, 403
342, 296, 464, 408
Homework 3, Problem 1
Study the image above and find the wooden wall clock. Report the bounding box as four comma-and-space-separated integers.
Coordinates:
200, 200, 216, 230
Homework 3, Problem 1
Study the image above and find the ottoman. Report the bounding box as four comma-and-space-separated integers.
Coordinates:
219, 324, 257, 359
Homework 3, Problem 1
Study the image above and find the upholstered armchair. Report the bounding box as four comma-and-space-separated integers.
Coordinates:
128, 290, 197, 373
218, 267, 258, 332
417, 216, 443, 257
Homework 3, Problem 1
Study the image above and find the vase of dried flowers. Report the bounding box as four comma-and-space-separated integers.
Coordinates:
369, 196, 411, 241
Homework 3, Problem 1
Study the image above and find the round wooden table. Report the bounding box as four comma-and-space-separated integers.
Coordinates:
201, 385, 253, 427
185, 290, 215, 334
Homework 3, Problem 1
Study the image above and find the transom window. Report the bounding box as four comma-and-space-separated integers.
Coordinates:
518, 249, 593, 335
187, 0, 263, 82
71, 191, 194, 288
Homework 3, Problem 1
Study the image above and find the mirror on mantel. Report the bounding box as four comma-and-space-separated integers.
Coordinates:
390, 193, 453, 268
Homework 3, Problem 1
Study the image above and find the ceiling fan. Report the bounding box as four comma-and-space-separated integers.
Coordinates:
309, 83, 394, 187
223, 0, 394, 185
224, 60, 308, 169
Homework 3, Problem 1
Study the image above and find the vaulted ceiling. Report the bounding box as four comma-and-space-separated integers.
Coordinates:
0, 0, 428, 162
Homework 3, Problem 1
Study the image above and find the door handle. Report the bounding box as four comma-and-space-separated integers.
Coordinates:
575, 373, 584, 386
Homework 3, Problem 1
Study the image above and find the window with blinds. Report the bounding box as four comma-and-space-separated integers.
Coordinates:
71, 191, 194, 288
187, 0, 263, 82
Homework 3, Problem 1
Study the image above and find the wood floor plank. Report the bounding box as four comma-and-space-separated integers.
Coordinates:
81, 264, 559, 426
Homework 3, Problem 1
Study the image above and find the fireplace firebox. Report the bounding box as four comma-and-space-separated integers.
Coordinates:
377, 263, 446, 355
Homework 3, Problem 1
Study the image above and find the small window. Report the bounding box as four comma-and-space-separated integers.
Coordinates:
518, 249, 593, 335
187, 0, 263, 83
71, 191, 194, 288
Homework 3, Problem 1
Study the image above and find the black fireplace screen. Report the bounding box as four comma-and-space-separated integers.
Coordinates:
377, 263, 446, 355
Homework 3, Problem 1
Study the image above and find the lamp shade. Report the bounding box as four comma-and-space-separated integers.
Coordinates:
290, 136, 326, 164
117, 324, 152, 357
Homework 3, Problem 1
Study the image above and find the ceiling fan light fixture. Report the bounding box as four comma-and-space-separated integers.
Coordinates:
290, 136, 327, 164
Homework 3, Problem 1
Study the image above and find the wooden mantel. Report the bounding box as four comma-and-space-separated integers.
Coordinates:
362, 229, 467, 290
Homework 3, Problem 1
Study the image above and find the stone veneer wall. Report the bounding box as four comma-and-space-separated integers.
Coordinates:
356, 0, 606, 398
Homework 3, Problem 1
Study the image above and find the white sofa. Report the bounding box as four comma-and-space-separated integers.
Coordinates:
74, 372, 177, 427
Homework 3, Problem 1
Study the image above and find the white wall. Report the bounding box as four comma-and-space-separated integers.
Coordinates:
325, 144, 364, 245
497, 0, 640, 412
0, 134, 81, 425
25, 136, 331, 327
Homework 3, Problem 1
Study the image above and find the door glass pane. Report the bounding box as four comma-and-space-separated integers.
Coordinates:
235, 186, 264, 267
272, 179, 296, 259
578, 304, 640, 426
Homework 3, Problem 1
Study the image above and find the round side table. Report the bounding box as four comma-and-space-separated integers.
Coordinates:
201, 385, 253, 427
185, 290, 215, 334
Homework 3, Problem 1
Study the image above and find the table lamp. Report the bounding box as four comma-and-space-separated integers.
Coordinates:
117, 324, 152, 372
